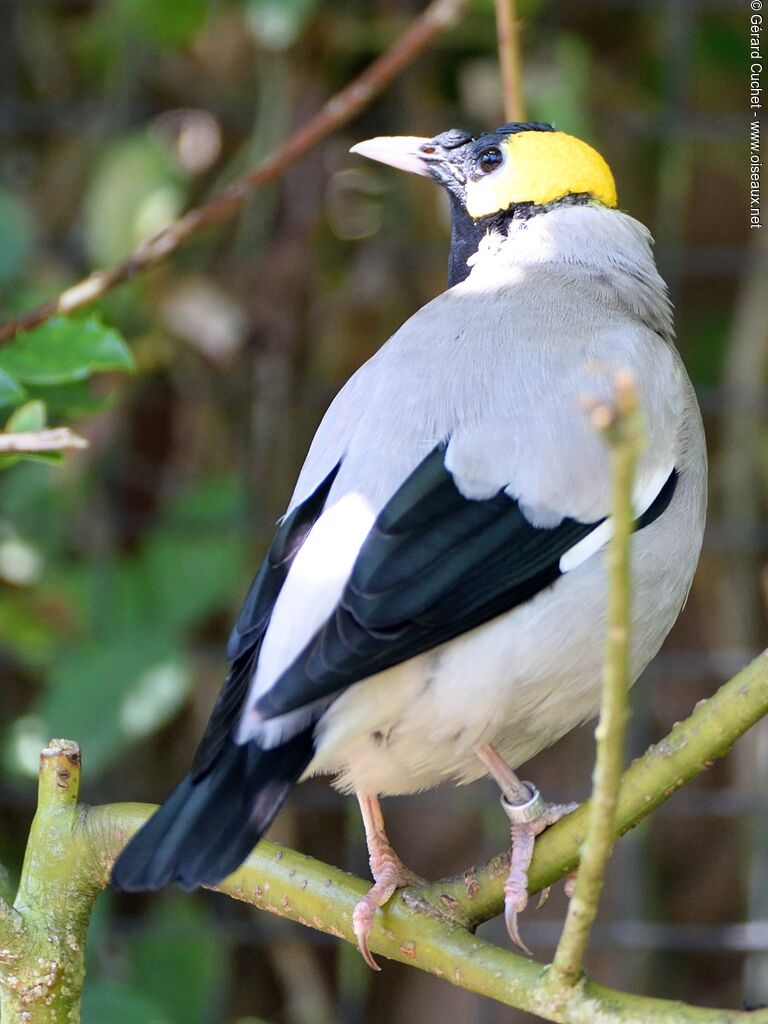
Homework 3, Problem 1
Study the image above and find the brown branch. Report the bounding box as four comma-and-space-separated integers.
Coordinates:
494, 0, 525, 122
0, 0, 470, 347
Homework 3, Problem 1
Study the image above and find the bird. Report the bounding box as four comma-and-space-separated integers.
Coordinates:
112, 121, 707, 968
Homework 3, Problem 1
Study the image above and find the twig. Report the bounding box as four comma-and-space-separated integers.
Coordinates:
0, 428, 88, 454
717, 228, 768, 999
0, 0, 469, 348
494, 0, 525, 121
549, 374, 643, 986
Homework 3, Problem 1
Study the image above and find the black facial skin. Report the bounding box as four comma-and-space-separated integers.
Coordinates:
418, 122, 557, 286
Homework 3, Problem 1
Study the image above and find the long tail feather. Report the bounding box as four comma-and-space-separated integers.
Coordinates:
111, 728, 314, 892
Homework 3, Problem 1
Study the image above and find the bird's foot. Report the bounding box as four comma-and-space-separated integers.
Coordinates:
354, 792, 424, 970
501, 794, 578, 954
352, 847, 423, 970
475, 744, 578, 953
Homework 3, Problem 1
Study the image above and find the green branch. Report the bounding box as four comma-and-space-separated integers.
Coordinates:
55, 647, 766, 1023
2, 644, 768, 1020
551, 378, 642, 986
85, 789, 766, 1023
0, 741, 96, 1024
0, 896, 27, 958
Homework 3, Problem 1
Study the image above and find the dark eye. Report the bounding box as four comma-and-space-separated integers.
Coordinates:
477, 146, 503, 174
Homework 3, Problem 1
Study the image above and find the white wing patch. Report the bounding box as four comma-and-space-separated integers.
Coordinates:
242, 492, 376, 716
559, 463, 674, 574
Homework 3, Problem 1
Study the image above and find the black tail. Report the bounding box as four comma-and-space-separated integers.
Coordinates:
112, 468, 342, 892
111, 729, 315, 891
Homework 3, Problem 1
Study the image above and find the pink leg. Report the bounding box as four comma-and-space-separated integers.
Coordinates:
476, 745, 578, 954
352, 793, 424, 971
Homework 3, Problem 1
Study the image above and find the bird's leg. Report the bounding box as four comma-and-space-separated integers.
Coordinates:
352, 792, 424, 970
476, 744, 578, 954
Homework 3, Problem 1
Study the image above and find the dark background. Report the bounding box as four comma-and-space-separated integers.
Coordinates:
0, 0, 766, 1021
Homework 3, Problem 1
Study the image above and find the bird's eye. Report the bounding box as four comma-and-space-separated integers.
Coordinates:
477, 146, 503, 174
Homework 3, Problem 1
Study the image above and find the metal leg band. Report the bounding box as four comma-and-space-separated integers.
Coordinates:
500, 781, 547, 824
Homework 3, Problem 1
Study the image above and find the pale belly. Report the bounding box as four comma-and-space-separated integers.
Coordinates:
306, 505, 698, 796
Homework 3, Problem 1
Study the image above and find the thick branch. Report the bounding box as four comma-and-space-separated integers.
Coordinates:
87, 799, 766, 1024
0, 741, 95, 1024
0, 0, 469, 347
0, 899, 27, 961
551, 378, 642, 986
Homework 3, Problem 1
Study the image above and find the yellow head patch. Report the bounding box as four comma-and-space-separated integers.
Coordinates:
464, 130, 617, 220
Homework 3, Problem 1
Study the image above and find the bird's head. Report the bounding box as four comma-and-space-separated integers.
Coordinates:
351, 121, 616, 219
351, 122, 617, 284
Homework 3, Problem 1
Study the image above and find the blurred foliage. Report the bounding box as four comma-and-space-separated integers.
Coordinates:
82, 892, 228, 1022
0, 0, 759, 1022
2, 466, 243, 775
84, 136, 187, 265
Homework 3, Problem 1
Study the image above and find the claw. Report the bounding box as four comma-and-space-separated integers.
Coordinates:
504, 898, 533, 956
353, 901, 382, 971
536, 885, 551, 910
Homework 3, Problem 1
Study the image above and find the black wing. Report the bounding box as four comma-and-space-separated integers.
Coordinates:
257, 446, 678, 720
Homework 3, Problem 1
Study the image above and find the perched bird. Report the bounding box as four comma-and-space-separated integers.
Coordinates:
112, 122, 707, 967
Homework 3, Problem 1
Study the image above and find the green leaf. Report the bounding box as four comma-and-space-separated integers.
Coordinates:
124, 474, 244, 632
25, 380, 108, 417
83, 134, 186, 266
113, 0, 209, 48
0, 315, 135, 385
243, 0, 317, 50
0, 368, 26, 409
31, 629, 192, 775
6, 399, 46, 432
0, 400, 61, 471
0, 187, 34, 286
0, 594, 57, 667
0, 450, 62, 471
0, 460, 76, 557
126, 896, 227, 1024
82, 981, 171, 1024
140, 531, 243, 633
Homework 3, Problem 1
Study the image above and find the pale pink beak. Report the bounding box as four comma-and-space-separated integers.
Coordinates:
350, 136, 433, 177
